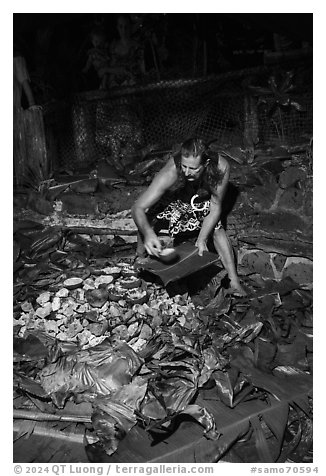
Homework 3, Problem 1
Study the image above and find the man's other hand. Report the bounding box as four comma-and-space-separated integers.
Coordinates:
195, 239, 208, 257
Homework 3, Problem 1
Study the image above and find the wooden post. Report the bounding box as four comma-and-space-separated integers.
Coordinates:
24, 108, 49, 179
14, 107, 49, 186
13, 108, 27, 186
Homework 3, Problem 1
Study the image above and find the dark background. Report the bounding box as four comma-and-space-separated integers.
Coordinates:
13, 13, 313, 101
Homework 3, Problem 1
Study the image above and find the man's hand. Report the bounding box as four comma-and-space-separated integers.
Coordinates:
195, 239, 208, 257
144, 230, 162, 257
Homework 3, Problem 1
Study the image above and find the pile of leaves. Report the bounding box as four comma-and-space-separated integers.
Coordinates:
13, 223, 313, 463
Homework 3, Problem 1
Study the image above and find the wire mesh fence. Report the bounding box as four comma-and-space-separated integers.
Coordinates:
43, 59, 312, 171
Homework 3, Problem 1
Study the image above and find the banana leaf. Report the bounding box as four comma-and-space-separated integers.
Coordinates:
272, 366, 312, 417
198, 346, 228, 387
138, 392, 167, 420
30, 228, 63, 254
211, 399, 291, 463
14, 419, 37, 441
262, 397, 289, 445
212, 368, 246, 408
148, 362, 200, 413
39, 341, 143, 408
14, 420, 93, 462
14, 372, 48, 398
140, 398, 291, 463
250, 415, 274, 462
205, 288, 231, 315
14, 409, 92, 423
284, 409, 313, 462
253, 337, 277, 372
213, 321, 263, 348
277, 408, 303, 462
14, 334, 49, 361
274, 333, 309, 370
172, 404, 219, 439
231, 355, 312, 408
91, 377, 147, 456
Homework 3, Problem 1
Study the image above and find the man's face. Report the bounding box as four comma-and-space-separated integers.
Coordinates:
181, 155, 204, 181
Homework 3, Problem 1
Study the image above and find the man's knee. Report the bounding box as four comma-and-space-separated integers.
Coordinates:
213, 224, 225, 240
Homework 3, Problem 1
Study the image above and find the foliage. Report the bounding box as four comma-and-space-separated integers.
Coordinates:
13, 242, 313, 463
248, 71, 305, 142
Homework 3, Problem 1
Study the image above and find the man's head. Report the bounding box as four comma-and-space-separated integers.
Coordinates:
180, 138, 208, 181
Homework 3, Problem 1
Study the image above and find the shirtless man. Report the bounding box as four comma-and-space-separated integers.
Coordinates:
131, 138, 246, 296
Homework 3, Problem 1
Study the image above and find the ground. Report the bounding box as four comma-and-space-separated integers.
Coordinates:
13, 145, 313, 463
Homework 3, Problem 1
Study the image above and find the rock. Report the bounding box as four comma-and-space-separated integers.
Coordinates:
21, 301, 34, 312
278, 167, 306, 189
111, 324, 129, 340
94, 275, 114, 287
97, 160, 120, 181
70, 179, 98, 194
55, 313, 66, 321
52, 296, 61, 312
272, 254, 287, 273
61, 304, 75, 318
36, 292, 51, 306
85, 288, 109, 308
278, 187, 304, 211
35, 303, 52, 318
255, 212, 310, 236
60, 193, 98, 215
63, 277, 84, 290
75, 304, 87, 314
127, 322, 139, 338
244, 182, 278, 211
43, 320, 60, 334
83, 278, 96, 290
108, 304, 122, 318
77, 329, 93, 346
56, 288, 69, 298
282, 258, 313, 285
303, 188, 313, 218
65, 321, 83, 339
240, 250, 275, 278
85, 310, 99, 322
87, 321, 108, 337
139, 323, 153, 340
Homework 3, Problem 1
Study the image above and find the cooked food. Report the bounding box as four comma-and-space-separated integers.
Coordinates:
159, 248, 179, 263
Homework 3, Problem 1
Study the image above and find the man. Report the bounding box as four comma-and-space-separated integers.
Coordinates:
131, 138, 246, 296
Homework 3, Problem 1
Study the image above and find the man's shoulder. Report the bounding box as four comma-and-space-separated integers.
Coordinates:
154, 157, 178, 186
217, 154, 229, 173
